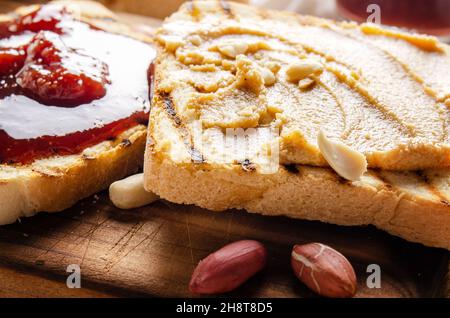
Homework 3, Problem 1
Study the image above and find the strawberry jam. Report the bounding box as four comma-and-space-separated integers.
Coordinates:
0, 4, 69, 37
0, 4, 156, 164
17, 31, 110, 106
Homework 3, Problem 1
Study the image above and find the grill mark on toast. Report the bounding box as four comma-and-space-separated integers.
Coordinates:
238, 159, 256, 172
160, 92, 205, 163
337, 175, 352, 185
31, 166, 63, 177
162, 93, 182, 126
101, 17, 116, 22
368, 170, 394, 191
82, 153, 95, 160
373, 169, 449, 204
416, 170, 450, 203
189, 147, 204, 163
283, 164, 299, 174
220, 0, 234, 18
121, 138, 132, 147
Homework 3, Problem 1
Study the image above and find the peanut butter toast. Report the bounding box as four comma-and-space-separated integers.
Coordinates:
145, 0, 450, 249
150, 0, 450, 171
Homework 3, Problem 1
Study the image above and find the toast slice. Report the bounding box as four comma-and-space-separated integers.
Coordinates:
144, 0, 450, 250
0, 1, 154, 224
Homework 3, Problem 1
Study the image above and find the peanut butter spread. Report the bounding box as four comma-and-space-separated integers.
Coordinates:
152, 1, 450, 171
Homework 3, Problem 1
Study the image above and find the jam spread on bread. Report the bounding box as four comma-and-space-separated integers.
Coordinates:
0, 4, 155, 164
16, 31, 110, 106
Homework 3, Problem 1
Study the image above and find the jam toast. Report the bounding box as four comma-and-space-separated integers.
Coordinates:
0, 1, 155, 224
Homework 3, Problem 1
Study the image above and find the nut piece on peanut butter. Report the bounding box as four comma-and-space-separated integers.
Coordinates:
317, 130, 367, 181
286, 59, 323, 83
260, 67, 276, 86
217, 42, 248, 58
298, 77, 316, 90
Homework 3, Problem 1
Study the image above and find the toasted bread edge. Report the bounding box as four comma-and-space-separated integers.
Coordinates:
144, 151, 450, 250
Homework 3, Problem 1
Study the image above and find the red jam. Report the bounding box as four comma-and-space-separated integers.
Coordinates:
0, 4, 68, 37
0, 4, 156, 164
0, 112, 148, 164
16, 31, 110, 106
0, 47, 26, 76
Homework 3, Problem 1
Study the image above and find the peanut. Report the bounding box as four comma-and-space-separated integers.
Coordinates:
317, 130, 367, 181
298, 77, 316, 90
260, 67, 276, 86
189, 240, 267, 294
265, 61, 281, 74
291, 243, 357, 298
217, 42, 248, 58
109, 173, 159, 209
286, 60, 323, 83
189, 34, 202, 46
157, 34, 185, 52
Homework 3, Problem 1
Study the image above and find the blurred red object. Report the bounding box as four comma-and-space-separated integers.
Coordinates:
337, 0, 450, 35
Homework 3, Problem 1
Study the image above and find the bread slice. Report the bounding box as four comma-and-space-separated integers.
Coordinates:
0, 1, 153, 224
144, 0, 450, 250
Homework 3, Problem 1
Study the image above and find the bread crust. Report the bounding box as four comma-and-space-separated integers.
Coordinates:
0, 1, 151, 224
145, 153, 450, 250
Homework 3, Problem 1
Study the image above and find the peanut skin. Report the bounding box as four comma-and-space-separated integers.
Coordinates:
189, 240, 268, 294
291, 243, 357, 298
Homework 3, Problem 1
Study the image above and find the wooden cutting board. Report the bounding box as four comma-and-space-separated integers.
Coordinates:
0, 2, 448, 298
0, 191, 448, 298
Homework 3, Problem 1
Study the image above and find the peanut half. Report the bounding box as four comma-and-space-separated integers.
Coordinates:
286, 59, 323, 83
109, 173, 159, 209
291, 243, 357, 298
189, 240, 267, 294
217, 42, 249, 59
317, 130, 367, 181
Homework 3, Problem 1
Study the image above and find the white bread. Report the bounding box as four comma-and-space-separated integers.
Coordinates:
144, 1, 450, 250
0, 1, 152, 224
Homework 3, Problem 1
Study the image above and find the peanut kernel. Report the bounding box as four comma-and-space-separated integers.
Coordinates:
298, 77, 316, 90
109, 173, 158, 209
260, 67, 276, 86
265, 61, 281, 74
317, 130, 367, 181
158, 35, 185, 52
189, 34, 202, 46
218, 42, 248, 58
286, 60, 323, 83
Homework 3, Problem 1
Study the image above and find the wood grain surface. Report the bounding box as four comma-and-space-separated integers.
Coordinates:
0, 191, 448, 298
0, 0, 448, 298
